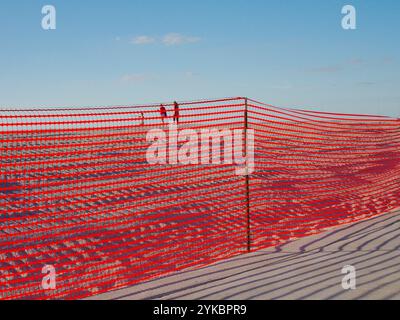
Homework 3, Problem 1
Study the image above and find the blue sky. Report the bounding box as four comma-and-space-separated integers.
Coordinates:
0, 0, 399, 116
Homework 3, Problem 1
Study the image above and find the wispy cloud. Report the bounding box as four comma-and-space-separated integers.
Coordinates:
308, 57, 396, 75
162, 33, 201, 46
307, 66, 342, 74
269, 84, 293, 90
380, 57, 395, 65
131, 35, 156, 45
184, 71, 199, 78
356, 81, 376, 86
348, 58, 364, 66
130, 33, 201, 46
120, 73, 153, 84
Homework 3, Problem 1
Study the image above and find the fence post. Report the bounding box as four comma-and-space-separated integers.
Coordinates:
244, 97, 251, 252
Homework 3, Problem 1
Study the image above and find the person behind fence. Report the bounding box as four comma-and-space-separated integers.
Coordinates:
159, 104, 167, 124
173, 101, 180, 124
140, 112, 145, 126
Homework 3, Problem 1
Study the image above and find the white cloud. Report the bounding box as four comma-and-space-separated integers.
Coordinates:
162, 33, 201, 46
131, 35, 155, 45
130, 33, 201, 46
184, 71, 199, 78
120, 74, 151, 83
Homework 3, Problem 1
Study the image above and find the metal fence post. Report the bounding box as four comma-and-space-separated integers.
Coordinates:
244, 97, 251, 252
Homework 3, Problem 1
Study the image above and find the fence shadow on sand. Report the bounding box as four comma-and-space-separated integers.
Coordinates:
89, 209, 400, 300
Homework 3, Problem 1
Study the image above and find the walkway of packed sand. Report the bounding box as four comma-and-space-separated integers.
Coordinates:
89, 209, 400, 300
